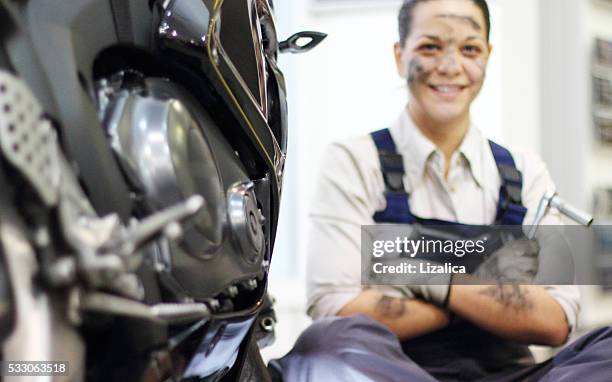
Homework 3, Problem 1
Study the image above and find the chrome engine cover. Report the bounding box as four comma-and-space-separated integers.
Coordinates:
99, 72, 266, 298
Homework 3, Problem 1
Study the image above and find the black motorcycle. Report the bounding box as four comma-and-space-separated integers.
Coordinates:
0, 0, 324, 380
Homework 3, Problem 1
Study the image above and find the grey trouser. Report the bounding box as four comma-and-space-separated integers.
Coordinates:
270, 314, 612, 382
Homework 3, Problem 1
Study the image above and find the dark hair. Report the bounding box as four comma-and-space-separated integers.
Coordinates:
398, 0, 491, 46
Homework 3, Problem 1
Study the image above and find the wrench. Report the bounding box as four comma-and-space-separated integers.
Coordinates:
526, 191, 593, 239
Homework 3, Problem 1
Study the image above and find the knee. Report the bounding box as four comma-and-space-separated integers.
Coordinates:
595, 326, 612, 342
292, 314, 386, 354
290, 316, 346, 354
568, 326, 612, 352
588, 326, 612, 341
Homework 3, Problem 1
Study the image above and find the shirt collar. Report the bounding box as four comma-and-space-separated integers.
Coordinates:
457, 126, 485, 188
389, 108, 486, 188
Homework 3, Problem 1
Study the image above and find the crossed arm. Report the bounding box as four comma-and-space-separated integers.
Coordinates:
338, 288, 451, 339
312, 142, 572, 347
338, 284, 569, 346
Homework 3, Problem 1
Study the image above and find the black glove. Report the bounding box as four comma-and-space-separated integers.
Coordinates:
474, 238, 540, 283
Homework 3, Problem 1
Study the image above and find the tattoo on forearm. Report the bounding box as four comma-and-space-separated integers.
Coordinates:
479, 284, 534, 312
375, 295, 409, 318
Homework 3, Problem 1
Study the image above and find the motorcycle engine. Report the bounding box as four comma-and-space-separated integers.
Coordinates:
98, 71, 267, 300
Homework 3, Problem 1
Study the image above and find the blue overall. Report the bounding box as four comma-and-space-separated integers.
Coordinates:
369, 128, 526, 276
370, 128, 527, 227
271, 129, 612, 382
371, 128, 534, 378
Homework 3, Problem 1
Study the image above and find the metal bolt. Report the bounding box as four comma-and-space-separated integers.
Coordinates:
262, 260, 270, 271
208, 299, 221, 311
226, 286, 238, 298
34, 227, 50, 247
47, 257, 76, 286
260, 316, 275, 333
242, 279, 258, 291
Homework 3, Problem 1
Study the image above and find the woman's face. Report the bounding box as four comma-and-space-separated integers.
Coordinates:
395, 0, 491, 124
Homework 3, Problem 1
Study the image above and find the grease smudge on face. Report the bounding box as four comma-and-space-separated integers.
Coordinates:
435, 14, 482, 32
462, 54, 487, 84
407, 58, 426, 88
405, 28, 488, 90
407, 55, 447, 90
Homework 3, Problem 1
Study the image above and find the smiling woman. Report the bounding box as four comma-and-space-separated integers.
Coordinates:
394, 0, 492, 169
269, 0, 612, 381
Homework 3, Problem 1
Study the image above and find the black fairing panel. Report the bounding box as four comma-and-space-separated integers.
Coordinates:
157, 0, 282, 178
109, 0, 154, 45
150, 0, 284, 296
13, 0, 136, 219
0, 1, 59, 117
219, 0, 262, 108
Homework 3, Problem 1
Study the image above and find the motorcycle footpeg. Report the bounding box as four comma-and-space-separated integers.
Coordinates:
0, 71, 61, 207
79, 291, 211, 324
115, 194, 205, 256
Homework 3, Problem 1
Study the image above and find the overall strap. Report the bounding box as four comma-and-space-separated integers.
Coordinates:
489, 140, 527, 225
370, 129, 416, 223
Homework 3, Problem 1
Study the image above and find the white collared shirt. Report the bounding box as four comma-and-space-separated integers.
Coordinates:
305, 109, 580, 333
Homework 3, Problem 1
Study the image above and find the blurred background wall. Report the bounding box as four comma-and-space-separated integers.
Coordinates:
262, 0, 612, 361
